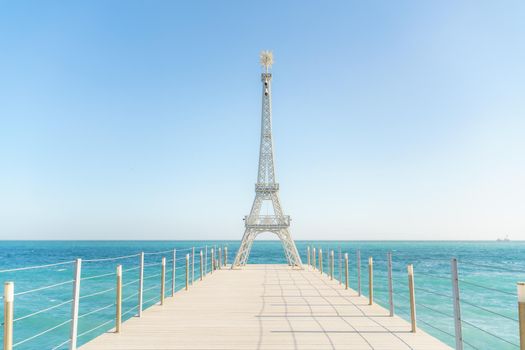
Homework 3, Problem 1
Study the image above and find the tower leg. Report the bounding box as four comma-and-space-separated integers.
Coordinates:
232, 228, 302, 269
232, 229, 256, 268
279, 229, 302, 267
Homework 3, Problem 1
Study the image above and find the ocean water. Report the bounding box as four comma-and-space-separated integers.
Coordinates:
0, 240, 523, 349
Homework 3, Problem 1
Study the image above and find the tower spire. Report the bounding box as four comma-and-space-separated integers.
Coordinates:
232, 52, 302, 268
260, 50, 273, 74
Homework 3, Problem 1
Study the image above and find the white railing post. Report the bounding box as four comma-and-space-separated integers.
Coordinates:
200, 250, 204, 280
185, 254, 189, 290
319, 248, 323, 274
368, 257, 373, 305
211, 248, 215, 273
160, 257, 166, 305
313, 248, 316, 270
451, 258, 463, 349
3, 282, 14, 350
116, 265, 122, 333
388, 252, 394, 316
172, 249, 176, 297
215, 246, 219, 270
205, 245, 208, 275
214, 245, 217, 270
330, 250, 334, 280
218, 247, 222, 269
138, 252, 144, 317
408, 264, 417, 333
357, 250, 361, 296
69, 258, 82, 350
518, 283, 525, 350
338, 247, 342, 284
344, 253, 349, 290
191, 247, 195, 285
224, 246, 228, 266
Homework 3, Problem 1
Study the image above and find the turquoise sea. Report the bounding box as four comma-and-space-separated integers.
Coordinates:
0, 240, 523, 349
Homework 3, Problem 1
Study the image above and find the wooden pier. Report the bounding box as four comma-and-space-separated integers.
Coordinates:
80, 264, 450, 350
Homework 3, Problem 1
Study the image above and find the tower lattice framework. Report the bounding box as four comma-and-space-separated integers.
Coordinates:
232, 52, 302, 268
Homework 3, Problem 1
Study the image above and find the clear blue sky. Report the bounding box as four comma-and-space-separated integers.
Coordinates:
1, 1, 524, 240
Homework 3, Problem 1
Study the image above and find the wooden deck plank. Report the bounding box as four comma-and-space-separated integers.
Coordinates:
80, 264, 451, 350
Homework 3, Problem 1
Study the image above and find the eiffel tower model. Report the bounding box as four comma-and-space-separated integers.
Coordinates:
232, 51, 302, 268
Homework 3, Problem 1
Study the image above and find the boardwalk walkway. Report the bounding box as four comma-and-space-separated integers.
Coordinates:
81, 264, 451, 350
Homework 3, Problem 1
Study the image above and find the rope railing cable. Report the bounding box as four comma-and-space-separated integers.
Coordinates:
142, 285, 159, 293
143, 262, 163, 268
369, 271, 389, 277
462, 319, 519, 348
2, 245, 220, 345
392, 290, 410, 300
416, 302, 454, 318
462, 339, 481, 350
122, 291, 139, 302
459, 279, 515, 296
143, 295, 160, 305
176, 246, 206, 253
80, 286, 115, 300
416, 271, 451, 281
50, 339, 70, 350
144, 249, 173, 255
172, 247, 192, 253
370, 287, 389, 293
461, 299, 518, 322
0, 245, 212, 274
462, 262, 525, 275
83, 253, 140, 263
122, 278, 140, 288
81, 271, 115, 281
0, 260, 75, 274
77, 319, 114, 339
12, 318, 71, 347
78, 303, 115, 319
371, 263, 521, 349
14, 279, 74, 296
13, 299, 73, 323
123, 265, 140, 272
143, 273, 161, 280
393, 304, 413, 319
414, 286, 453, 299
122, 305, 138, 317
394, 304, 410, 313
417, 317, 456, 339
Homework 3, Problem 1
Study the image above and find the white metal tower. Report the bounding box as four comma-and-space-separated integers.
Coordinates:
232, 51, 302, 268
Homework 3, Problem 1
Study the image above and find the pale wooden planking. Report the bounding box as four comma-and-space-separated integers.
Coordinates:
80, 264, 452, 350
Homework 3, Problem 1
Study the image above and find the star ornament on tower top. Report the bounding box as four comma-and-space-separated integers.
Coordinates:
260, 50, 273, 72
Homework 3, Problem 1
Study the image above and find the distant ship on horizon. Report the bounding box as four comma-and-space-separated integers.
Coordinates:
497, 235, 510, 242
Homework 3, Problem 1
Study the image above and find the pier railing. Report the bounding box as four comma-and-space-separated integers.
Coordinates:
1, 244, 229, 350
305, 245, 524, 350
3, 243, 524, 350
